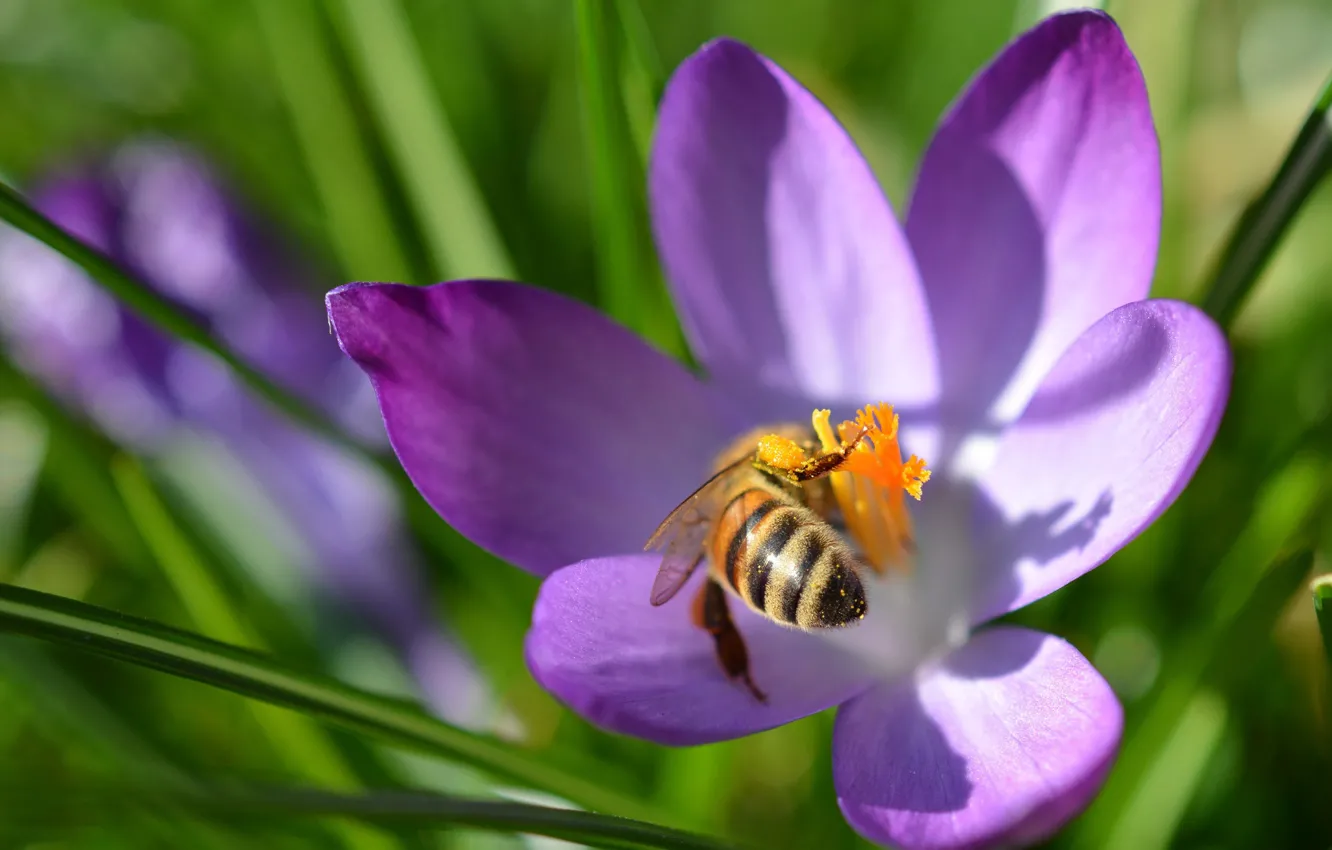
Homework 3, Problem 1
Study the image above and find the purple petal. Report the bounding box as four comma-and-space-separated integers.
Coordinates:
834, 627, 1121, 850
972, 300, 1229, 624
907, 11, 1160, 450
650, 39, 937, 419
326, 281, 740, 576
525, 553, 875, 745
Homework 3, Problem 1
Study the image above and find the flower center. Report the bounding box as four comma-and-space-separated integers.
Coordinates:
748, 405, 953, 679
755, 403, 930, 574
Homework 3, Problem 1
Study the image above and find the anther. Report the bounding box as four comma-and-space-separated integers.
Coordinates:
810, 404, 930, 574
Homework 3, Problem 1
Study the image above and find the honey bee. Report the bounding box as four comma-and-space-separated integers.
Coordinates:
645, 424, 872, 702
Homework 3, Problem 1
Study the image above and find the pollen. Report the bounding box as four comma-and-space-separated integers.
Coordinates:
755, 433, 808, 471
812, 404, 930, 574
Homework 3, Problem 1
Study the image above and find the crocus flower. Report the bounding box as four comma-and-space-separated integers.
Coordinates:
326, 11, 1230, 849
0, 140, 486, 724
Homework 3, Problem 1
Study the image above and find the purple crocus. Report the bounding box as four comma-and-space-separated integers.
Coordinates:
326, 11, 1230, 849
0, 140, 486, 725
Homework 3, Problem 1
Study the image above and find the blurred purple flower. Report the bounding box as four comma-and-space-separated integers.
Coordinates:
0, 139, 486, 726
325, 12, 1230, 849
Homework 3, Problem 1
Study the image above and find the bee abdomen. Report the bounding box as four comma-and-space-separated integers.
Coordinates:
712, 488, 786, 594
749, 523, 860, 629
736, 507, 801, 611
796, 547, 867, 628
713, 488, 867, 630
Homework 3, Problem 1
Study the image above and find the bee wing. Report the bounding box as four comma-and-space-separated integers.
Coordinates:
645, 455, 750, 606
647, 535, 707, 607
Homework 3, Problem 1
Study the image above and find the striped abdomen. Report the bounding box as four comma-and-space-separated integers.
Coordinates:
707, 485, 867, 629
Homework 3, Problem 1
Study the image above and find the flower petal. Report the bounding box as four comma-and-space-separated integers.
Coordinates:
326, 281, 738, 576
834, 627, 1121, 850
906, 10, 1160, 452
525, 553, 875, 745
973, 300, 1229, 623
650, 38, 937, 418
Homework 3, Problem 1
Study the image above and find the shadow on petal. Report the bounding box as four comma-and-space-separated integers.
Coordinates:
888, 316, 1163, 445
835, 628, 1121, 850
913, 143, 1046, 460
652, 40, 787, 398
651, 38, 937, 415
970, 300, 1229, 624
907, 476, 1112, 650
909, 10, 1161, 464
915, 149, 1170, 453
1016, 312, 1167, 424
940, 619, 1045, 678
834, 678, 973, 815
1009, 494, 1114, 564
969, 489, 1115, 623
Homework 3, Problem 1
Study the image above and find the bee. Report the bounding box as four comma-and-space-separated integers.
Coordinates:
645, 424, 872, 702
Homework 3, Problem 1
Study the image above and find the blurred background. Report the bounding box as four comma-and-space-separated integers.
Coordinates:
0, 0, 1329, 847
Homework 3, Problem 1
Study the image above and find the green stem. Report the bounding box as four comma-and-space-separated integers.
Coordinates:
182, 786, 742, 850
0, 583, 663, 823
1199, 72, 1332, 327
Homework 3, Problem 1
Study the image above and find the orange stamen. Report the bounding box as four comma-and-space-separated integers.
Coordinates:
812, 404, 930, 574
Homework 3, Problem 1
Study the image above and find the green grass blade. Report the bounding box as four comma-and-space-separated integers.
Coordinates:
183, 787, 742, 850
0, 253, 517, 729
573, 0, 683, 356
0, 583, 661, 822
1199, 72, 1332, 328
1073, 463, 1327, 844
110, 456, 400, 850
0, 180, 507, 582
330, 0, 515, 281
575, 0, 640, 322
250, 0, 416, 283
614, 0, 664, 161
1103, 689, 1228, 850
112, 457, 253, 648
0, 403, 45, 575
1313, 574, 1332, 672
1076, 501, 1323, 849
0, 644, 243, 849
0, 183, 356, 456
0, 356, 151, 571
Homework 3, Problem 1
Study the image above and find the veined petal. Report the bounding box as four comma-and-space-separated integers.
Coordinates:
907, 11, 1160, 455
525, 554, 875, 746
834, 627, 1120, 850
650, 38, 938, 421
326, 281, 737, 576
972, 300, 1229, 624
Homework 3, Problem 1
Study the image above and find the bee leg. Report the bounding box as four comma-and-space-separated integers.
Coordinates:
692, 579, 767, 703
789, 425, 870, 482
